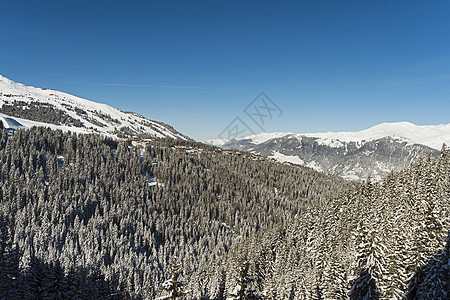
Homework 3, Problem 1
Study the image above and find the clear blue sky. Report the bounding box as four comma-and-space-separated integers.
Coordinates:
1, 0, 449, 141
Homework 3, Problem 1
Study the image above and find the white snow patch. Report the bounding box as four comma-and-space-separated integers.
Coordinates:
305, 161, 323, 172
148, 177, 157, 187
207, 132, 290, 146
341, 174, 361, 181
269, 151, 304, 165
239, 132, 291, 144
206, 139, 229, 146
0, 114, 25, 130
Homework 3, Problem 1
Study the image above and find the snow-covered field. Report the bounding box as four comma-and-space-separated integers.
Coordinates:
269, 151, 305, 165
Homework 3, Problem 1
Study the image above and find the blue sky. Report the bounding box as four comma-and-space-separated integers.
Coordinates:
1, 0, 449, 141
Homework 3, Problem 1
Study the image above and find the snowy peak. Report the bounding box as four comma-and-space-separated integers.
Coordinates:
0, 75, 14, 85
211, 121, 448, 181
213, 121, 450, 151
0, 74, 188, 140
303, 121, 450, 150
357, 122, 450, 150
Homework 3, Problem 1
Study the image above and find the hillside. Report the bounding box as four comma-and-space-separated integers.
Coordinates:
0, 127, 348, 299
0, 74, 187, 140
188, 145, 450, 299
210, 122, 449, 180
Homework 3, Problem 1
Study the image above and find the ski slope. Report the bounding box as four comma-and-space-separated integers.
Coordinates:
0, 74, 187, 140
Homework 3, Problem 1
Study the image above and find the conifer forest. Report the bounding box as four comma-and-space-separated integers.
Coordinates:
0, 127, 448, 299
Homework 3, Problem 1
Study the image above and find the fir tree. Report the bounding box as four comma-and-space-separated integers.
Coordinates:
157, 257, 190, 300
228, 261, 262, 300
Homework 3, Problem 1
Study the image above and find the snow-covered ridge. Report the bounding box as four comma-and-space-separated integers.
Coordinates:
237, 132, 292, 144
0, 74, 187, 140
206, 132, 291, 147
211, 122, 450, 151
301, 122, 450, 150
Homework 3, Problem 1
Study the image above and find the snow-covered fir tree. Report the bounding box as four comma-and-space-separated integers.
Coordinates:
227, 261, 262, 300
157, 257, 190, 300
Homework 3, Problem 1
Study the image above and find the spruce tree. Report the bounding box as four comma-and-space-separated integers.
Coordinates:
228, 261, 262, 300
157, 257, 190, 300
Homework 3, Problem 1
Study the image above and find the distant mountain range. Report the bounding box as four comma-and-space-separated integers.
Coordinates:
209, 122, 450, 180
2, 74, 448, 181
0, 74, 188, 140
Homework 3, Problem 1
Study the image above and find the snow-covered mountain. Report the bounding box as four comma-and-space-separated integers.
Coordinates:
0, 74, 188, 140
210, 122, 450, 180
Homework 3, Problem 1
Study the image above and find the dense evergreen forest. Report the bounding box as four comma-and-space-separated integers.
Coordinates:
188, 146, 449, 299
0, 127, 348, 299
0, 100, 83, 127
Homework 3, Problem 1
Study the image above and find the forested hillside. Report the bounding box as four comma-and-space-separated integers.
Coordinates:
0, 74, 188, 140
189, 146, 449, 299
0, 127, 347, 299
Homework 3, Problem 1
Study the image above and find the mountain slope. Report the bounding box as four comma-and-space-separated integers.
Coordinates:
188, 147, 450, 299
0, 127, 349, 298
210, 122, 449, 180
0, 74, 188, 139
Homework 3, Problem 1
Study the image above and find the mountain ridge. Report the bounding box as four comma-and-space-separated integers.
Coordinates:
209, 122, 448, 180
210, 121, 450, 151
0, 74, 188, 140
